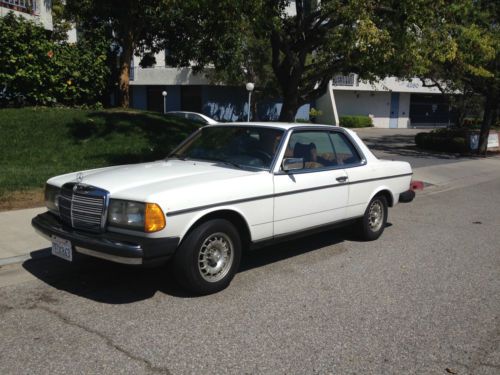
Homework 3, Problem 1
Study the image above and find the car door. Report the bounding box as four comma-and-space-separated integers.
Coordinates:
273, 129, 349, 236
328, 131, 368, 219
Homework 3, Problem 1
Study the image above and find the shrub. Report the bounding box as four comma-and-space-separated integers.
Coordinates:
339, 115, 373, 128
415, 129, 469, 153
0, 13, 110, 107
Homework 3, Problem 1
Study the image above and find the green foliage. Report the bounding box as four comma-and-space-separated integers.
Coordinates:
410, 1, 499, 153
0, 13, 110, 106
339, 115, 373, 128
415, 129, 469, 154
0, 107, 199, 195
64, 0, 168, 107
295, 118, 311, 123
309, 107, 323, 118
162, 1, 456, 121
51, 0, 73, 42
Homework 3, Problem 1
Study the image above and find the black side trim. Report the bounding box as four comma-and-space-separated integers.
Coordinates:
249, 216, 362, 250
348, 173, 413, 186
167, 173, 413, 217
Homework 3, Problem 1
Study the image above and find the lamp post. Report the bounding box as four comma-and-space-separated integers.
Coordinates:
245, 82, 254, 122
162, 90, 168, 114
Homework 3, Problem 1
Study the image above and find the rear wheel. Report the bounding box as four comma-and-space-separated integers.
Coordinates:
358, 195, 388, 241
173, 219, 241, 295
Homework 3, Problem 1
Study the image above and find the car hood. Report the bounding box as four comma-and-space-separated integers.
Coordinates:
47, 159, 258, 197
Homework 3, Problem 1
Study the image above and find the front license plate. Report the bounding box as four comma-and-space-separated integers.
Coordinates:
51, 236, 73, 262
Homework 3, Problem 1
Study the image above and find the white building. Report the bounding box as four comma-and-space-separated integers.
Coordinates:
316, 74, 453, 128
129, 55, 312, 122
0, 0, 52, 30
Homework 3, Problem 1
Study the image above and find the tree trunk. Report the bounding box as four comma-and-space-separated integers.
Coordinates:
279, 98, 299, 122
118, 35, 134, 108
279, 84, 301, 123
478, 88, 498, 154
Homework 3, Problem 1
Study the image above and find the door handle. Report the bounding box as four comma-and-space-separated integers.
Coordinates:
336, 176, 348, 182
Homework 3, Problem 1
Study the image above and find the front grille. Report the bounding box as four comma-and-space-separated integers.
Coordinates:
59, 183, 108, 232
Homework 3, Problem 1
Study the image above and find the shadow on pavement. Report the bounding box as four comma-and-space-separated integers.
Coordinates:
22, 226, 362, 304
362, 134, 479, 162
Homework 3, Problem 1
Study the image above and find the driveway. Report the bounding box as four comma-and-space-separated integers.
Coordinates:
353, 128, 476, 169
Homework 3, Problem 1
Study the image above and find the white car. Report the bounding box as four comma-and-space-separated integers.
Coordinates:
33, 123, 415, 294
166, 111, 218, 125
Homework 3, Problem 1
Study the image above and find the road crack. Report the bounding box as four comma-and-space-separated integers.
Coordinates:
35, 305, 173, 375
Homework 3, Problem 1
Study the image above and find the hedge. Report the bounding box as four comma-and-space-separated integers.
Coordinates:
415, 128, 469, 153
339, 115, 373, 128
0, 13, 110, 107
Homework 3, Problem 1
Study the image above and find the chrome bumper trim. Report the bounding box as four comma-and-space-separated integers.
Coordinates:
75, 246, 143, 265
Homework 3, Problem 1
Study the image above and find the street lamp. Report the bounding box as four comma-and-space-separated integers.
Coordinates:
245, 82, 254, 122
162, 90, 168, 114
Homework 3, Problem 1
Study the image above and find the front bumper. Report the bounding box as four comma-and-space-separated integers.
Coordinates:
32, 212, 179, 266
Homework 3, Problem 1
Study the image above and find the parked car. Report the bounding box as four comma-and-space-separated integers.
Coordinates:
166, 111, 218, 125
32, 123, 415, 294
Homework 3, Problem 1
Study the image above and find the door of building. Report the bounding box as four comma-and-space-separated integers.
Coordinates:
181, 86, 202, 113
389, 92, 400, 128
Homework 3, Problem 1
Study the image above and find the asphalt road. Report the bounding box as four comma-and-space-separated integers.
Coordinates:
354, 128, 478, 169
0, 179, 499, 374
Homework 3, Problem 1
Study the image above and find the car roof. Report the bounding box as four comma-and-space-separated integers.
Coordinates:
167, 111, 204, 115
206, 122, 340, 131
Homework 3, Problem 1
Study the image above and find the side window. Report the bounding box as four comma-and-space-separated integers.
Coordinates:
285, 131, 338, 170
329, 132, 361, 165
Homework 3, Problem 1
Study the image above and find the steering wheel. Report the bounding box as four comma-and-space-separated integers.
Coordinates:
248, 150, 272, 164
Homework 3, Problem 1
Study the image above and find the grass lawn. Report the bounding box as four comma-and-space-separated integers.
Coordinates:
0, 107, 199, 210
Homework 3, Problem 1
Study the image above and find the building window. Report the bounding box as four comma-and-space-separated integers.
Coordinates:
0, 0, 37, 14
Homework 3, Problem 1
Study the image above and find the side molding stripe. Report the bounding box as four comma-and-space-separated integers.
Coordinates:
166, 172, 413, 217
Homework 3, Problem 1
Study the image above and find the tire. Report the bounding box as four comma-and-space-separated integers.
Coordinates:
173, 219, 242, 295
358, 195, 388, 241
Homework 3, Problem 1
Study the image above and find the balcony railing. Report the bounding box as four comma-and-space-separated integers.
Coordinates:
332, 73, 358, 87
0, 0, 36, 14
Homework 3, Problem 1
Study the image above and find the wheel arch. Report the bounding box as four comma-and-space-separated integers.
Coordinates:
368, 187, 395, 207
179, 208, 252, 248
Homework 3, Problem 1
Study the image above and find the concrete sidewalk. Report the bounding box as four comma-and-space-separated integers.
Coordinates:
0, 207, 50, 265
1, 156, 500, 265
413, 157, 500, 195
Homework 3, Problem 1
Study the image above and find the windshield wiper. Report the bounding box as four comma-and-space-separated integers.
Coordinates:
195, 157, 243, 169
167, 154, 188, 161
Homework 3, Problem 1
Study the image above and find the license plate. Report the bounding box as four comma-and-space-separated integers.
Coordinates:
51, 236, 73, 262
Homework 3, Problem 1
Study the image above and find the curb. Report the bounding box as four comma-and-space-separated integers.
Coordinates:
0, 249, 51, 267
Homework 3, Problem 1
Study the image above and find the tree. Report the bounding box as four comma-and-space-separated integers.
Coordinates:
65, 0, 167, 108
162, 0, 454, 121
51, 0, 72, 42
415, 1, 498, 154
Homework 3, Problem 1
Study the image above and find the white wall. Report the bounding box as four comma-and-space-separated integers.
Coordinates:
316, 90, 412, 129
0, 0, 53, 30
130, 67, 209, 86
315, 91, 336, 125
334, 90, 391, 128
397, 93, 411, 128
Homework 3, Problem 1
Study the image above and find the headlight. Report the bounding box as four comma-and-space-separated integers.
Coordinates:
108, 200, 166, 232
45, 184, 60, 213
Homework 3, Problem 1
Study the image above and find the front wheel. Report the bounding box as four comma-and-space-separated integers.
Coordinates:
357, 195, 388, 241
173, 219, 241, 295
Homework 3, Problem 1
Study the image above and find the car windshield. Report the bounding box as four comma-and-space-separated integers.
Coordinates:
170, 126, 285, 170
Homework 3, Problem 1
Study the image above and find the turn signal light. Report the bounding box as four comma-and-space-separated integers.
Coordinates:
144, 203, 166, 232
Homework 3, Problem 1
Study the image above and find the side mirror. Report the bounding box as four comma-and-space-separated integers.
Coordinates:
282, 158, 304, 172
